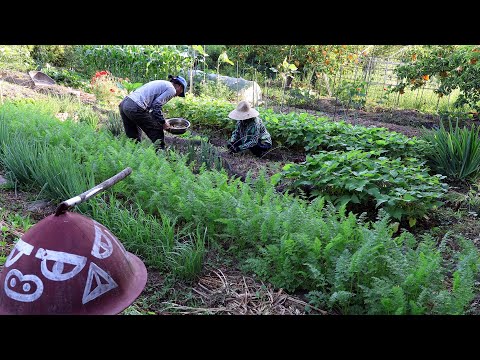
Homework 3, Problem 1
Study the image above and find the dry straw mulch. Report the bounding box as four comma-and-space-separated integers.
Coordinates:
162, 267, 328, 315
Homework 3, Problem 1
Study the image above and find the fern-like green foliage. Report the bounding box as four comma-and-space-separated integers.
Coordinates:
247, 210, 480, 315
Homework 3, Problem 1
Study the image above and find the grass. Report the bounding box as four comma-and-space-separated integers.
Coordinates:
421, 120, 480, 181
0, 207, 35, 266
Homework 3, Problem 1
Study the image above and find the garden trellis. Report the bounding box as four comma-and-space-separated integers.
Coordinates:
203, 52, 464, 124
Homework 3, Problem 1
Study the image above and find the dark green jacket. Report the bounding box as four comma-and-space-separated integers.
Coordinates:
230, 117, 272, 151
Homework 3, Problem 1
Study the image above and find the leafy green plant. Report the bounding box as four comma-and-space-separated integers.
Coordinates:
75, 45, 192, 84
335, 80, 368, 109
0, 45, 34, 71
165, 96, 427, 160
0, 209, 35, 266
281, 150, 448, 223
2, 96, 477, 315
118, 79, 143, 94
31, 45, 75, 67
76, 106, 101, 130
270, 57, 299, 86
89, 70, 127, 106
446, 184, 480, 217
1, 133, 41, 188
216, 51, 234, 78
287, 87, 318, 107
166, 225, 207, 281
169, 139, 230, 183
196, 81, 237, 101
421, 119, 480, 181
41, 64, 90, 91
104, 111, 125, 136
0, 125, 94, 202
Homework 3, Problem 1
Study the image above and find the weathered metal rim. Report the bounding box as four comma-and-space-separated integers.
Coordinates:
0, 252, 148, 316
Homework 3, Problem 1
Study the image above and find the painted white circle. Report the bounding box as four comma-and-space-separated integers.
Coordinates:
23, 283, 31, 292
9, 278, 16, 287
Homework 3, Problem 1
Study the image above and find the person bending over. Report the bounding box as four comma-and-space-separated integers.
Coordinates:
119, 75, 187, 151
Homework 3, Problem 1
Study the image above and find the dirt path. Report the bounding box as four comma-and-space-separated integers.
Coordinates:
0, 69, 95, 104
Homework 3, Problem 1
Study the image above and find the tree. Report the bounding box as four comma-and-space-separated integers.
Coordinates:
391, 45, 480, 112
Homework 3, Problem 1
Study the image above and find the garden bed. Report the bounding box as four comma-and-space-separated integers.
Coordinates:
2, 68, 480, 315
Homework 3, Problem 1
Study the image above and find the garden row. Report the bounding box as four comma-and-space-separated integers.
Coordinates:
165, 96, 450, 224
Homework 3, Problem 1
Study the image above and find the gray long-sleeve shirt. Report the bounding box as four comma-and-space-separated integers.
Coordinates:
127, 80, 176, 123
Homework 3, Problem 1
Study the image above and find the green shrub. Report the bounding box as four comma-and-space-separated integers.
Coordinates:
422, 119, 480, 181
0, 45, 34, 71
31, 45, 75, 67
281, 149, 448, 223
41, 65, 90, 91
196, 80, 237, 101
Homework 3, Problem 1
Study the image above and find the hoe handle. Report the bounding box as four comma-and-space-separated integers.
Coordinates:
55, 167, 132, 216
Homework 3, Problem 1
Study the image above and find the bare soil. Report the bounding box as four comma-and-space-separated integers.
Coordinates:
164, 129, 305, 182
267, 101, 431, 138
0, 69, 96, 104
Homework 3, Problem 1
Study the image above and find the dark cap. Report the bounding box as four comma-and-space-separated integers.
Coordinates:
168, 75, 187, 97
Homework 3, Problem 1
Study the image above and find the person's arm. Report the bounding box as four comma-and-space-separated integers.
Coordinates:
150, 88, 176, 124
229, 123, 240, 145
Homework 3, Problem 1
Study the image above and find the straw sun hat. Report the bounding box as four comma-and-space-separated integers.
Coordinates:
228, 100, 259, 121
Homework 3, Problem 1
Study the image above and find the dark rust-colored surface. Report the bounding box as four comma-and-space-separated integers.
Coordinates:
28, 71, 56, 86
0, 212, 147, 315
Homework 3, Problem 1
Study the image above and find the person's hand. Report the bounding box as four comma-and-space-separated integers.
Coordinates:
227, 143, 238, 154
163, 122, 171, 131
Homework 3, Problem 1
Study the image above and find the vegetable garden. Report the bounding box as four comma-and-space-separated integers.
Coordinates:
1, 45, 480, 315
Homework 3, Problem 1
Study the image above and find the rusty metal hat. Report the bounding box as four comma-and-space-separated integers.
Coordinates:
0, 211, 147, 315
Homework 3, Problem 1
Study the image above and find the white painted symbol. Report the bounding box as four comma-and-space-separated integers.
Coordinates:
35, 248, 87, 281
91, 221, 114, 259
82, 262, 118, 305
4, 269, 44, 302
5, 239, 34, 267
